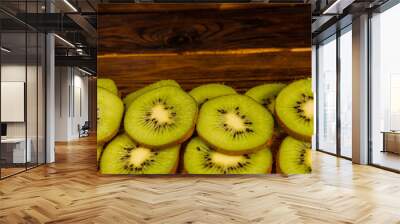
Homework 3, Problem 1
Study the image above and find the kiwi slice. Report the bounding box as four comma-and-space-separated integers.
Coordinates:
97, 78, 118, 96
97, 87, 124, 144
277, 136, 311, 174
100, 134, 180, 174
275, 78, 314, 142
189, 83, 237, 105
245, 83, 286, 114
123, 80, 180, 110
124, 86, 198, 148
197, 94, 274, 154
184, 137, 272, 174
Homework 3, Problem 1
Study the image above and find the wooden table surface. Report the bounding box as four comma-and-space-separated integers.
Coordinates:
98, 3, 311, 96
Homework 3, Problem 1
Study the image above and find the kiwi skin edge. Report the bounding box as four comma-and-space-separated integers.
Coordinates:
182, 164, 273, 175
196, 133, 272, 156
275, 114, 312, 142
181, 168, 272, 175
274, 152, 288, 177
196, 129, 275, 156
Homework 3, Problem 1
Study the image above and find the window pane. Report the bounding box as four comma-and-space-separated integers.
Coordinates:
38, 33, 46, 165
317, 36, 337, 154
371, 3, 400, 171
1, 31, 28, 177
340, 28, 352, 158
27, 30, 38, 169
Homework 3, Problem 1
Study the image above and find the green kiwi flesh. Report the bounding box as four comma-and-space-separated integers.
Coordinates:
123, 80, 180, 110
277, 136, 311, 174
97, 87, 124, 144
245, 83, 286, 114
196, 94, 274, 154
189, 83, 237, 105
124, 86, 198, 148
184, 137, 272, 174
275, 78, 314, 141
100, 134, 180, 174
97, 78, 118, 96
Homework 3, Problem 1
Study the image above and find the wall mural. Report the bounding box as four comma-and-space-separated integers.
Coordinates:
97, 3, 312, 175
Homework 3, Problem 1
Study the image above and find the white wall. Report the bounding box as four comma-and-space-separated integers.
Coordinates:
55, 66, 70, 141
1, 63, 46, 163
1, 64, 40, 138
54, 67, 89, 141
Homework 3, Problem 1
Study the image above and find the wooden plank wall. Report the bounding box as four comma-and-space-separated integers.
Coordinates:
98, 3, 311, 96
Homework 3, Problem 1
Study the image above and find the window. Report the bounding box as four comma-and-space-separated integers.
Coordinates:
317, 35, 337, 154
339, 27, 352, 158
316, 25, 353, 159
370, 2, 400, 171
0, 2, 47, 179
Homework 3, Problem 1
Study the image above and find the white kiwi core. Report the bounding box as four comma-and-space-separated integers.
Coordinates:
151, 104, 172, 124
225, 113, 245, 131
302, 100, 314, 119
211, 152, 244, 167
130, 147, 152, 166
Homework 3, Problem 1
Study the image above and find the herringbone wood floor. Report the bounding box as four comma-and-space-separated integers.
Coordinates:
0, 136, 399, 224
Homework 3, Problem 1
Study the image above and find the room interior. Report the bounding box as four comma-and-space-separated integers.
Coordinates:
0, 0, 399, 223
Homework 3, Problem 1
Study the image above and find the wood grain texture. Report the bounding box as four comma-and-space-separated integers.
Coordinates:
98, 3, 311, 96
1, 136, 400, 223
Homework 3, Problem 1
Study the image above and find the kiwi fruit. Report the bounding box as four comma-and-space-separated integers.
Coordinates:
100, 134, 180, 174
123, 80, 180, 110
97, 87, 124, 144
275, 78, 314, 142
189, 83, 237, 105
196, 94, 274, 154
277, 136, 311, 175
184, 137, 272, 174
124, 86, 198, 148
97, 78, 118, 96
245, 83, 286, 114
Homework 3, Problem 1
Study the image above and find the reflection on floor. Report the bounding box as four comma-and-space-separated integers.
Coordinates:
373, 150, 400, 171
0, 136, 400, 223
0, 167, 25, 178
0, 163, 42, 178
